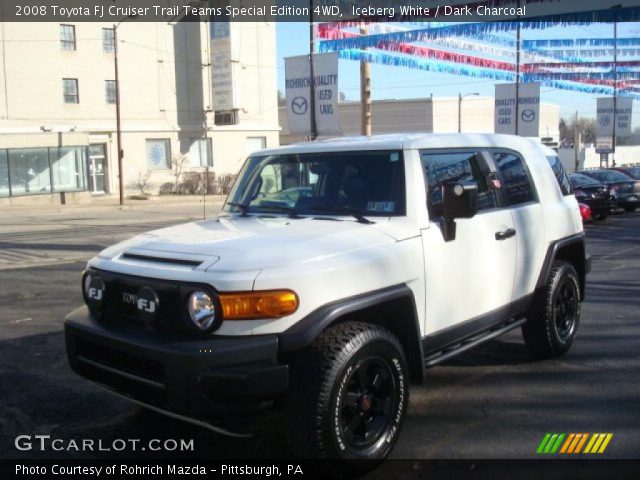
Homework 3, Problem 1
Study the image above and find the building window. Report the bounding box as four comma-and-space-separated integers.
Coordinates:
246, 136, 266, 155
102, 28, 115, 53
0, 150, 9, 197
214, 110, 237, 126
2, 146, 89, 197
63, 78, 79, 104
493, 151, 536, 206
145, 139, 171, 170
188, 138, 213, 167
51, 147, 88, 192
8, 148, 52, 196
60, 24, 76, 51
105, 80, 116, 105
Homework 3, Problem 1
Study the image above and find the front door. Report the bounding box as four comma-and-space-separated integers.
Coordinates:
89, 144, 108, 194
419, 150, 517, 336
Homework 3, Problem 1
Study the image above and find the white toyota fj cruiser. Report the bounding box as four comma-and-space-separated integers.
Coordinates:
65, 133, 589, 461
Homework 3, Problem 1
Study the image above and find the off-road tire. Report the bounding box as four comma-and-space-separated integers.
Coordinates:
285, 322, 409, 464
522, 261, 581, 359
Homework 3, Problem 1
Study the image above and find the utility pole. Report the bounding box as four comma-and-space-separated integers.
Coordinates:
612, 19, 618, 167
458, 93, 462, 133
309, 8, 317, 140
514, 0, 522, 135
114, 24, 124, 206
574, 110, 580, 172
458, 92, 479, 132
360, 23, 371, 136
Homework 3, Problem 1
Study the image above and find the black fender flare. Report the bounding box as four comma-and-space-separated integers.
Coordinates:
278, 284, 425, 384
536, 232, 589, 299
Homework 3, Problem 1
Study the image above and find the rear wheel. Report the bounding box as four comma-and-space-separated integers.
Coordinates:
592, 212, 608, 221
623, 205, 637, 213
522, 261, 581, 359
285, 322, 409, 464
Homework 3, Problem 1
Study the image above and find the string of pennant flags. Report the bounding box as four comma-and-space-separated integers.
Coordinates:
315, 7, 640, 100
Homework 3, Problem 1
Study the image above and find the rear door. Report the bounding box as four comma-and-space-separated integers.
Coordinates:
419, 150, 517, 335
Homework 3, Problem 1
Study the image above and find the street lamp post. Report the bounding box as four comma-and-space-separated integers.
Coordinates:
458, 92, 479, 132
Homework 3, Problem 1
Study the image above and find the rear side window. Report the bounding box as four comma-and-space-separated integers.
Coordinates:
420, 151, 498, 218
546, 155, 572, 196
493, 152, 535, 206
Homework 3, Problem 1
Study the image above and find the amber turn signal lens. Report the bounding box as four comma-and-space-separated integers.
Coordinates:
219, 290, 299, 320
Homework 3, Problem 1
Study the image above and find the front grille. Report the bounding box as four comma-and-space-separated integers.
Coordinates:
76, 337, 164, 383
99, 273, 182, 328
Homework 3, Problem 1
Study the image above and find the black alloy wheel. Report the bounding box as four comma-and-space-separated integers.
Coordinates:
338, 357, 397, 451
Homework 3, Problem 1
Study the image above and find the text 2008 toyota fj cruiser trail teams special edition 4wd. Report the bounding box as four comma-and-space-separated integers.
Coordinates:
65, 133, 590, 461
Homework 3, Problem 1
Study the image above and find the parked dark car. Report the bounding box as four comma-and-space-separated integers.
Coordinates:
568, 173, 615, 220
612, 166, 640, 180
578, 169, 640, 213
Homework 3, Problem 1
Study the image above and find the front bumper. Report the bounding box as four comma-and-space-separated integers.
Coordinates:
64, 307, 289, 419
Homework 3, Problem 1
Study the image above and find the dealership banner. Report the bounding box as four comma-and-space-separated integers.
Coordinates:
284, 52, 341, 136
494, 82, 541, 137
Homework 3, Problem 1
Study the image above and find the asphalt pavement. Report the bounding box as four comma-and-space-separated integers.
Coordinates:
0, 206, 638, 470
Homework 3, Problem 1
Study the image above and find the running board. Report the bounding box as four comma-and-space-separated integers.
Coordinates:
423, 317, 527, 368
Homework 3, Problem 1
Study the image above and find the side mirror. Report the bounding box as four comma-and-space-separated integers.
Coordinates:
441, 182, 479, 242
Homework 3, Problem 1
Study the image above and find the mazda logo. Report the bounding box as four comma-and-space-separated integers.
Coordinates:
521, 109, 536, 123
291, 96, 308, 115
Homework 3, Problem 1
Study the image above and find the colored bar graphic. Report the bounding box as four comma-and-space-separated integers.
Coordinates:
538, 433, 613, 454
574, 433, 589, 453
559, 433, 575, 454
537, 433, 552, 454
584, 433, 614, 453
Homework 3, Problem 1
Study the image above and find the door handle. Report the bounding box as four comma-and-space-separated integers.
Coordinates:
495, 228, 516, 241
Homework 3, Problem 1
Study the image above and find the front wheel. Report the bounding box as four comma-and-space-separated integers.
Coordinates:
522, 261, 581, 359
623, 205, 637, 213
285, 322, 409, 463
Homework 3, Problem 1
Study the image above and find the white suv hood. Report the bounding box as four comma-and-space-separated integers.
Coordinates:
98, 215, 397, 271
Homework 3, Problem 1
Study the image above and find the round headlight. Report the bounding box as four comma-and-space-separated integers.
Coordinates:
83, 271, 105, 312
187, 291, 216, 331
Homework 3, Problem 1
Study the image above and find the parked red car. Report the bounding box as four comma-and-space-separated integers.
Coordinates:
579, 203, 592, 222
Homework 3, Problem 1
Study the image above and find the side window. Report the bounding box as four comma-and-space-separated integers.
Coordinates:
420, 151, 498, 218
494, 151, 535, 206
546, 155, 572, 196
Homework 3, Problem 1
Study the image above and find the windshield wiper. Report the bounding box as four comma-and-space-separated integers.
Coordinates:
226, 201, 250, 216
305, 206, 374, 224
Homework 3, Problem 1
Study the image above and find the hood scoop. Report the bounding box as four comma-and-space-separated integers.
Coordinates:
120, 252, 203, 268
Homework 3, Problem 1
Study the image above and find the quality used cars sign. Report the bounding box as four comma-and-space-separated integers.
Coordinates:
284, 52, 341, 136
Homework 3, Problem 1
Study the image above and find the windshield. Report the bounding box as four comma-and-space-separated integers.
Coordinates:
226, 150, 406, 216
569, 173, 601, 187
583, 170, 633, 183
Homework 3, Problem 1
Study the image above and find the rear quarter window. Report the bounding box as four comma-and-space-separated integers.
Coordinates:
546, 155, 572, 196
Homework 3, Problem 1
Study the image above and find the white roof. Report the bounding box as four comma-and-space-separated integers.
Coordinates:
260, 133, 542, 155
